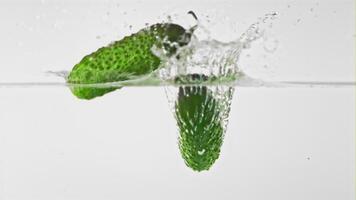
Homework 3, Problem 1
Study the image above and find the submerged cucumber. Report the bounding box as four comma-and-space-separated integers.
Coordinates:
68, 23, 193, 100
175, 74, 224, 171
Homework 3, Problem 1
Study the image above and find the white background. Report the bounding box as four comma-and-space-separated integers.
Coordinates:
0, 0, 355, 200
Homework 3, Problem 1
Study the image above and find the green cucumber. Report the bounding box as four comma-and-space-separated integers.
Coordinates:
68, 23, 193, 100
174, 74, 224, 171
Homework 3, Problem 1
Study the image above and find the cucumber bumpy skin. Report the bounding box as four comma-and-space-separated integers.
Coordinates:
67, 23, 193, 100
175, 74, 224, 172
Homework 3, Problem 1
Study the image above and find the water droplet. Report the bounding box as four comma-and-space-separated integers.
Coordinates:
263, 37, 279, 53
242, 43, 251, 49
294, 18, 301, 25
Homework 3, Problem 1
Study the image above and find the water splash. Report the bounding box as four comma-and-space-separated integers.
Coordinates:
0, 12, 354, 88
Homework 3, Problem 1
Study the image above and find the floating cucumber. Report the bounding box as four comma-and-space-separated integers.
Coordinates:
67, 23, 194, 100
174, 74, 225, 171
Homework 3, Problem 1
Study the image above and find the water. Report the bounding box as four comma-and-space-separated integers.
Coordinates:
0, 86, 354, 200
0, 1, 355, 200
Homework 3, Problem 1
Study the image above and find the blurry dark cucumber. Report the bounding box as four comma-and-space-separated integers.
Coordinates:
174, 74, 224, 171
67, 23, 194, 100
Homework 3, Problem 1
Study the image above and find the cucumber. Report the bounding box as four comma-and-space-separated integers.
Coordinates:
68, 23, 193, 99
174, 74, 225, 171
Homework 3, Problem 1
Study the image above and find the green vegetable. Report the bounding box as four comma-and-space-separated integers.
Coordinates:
67, 23, 194, 99
174, 74, 225, 171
